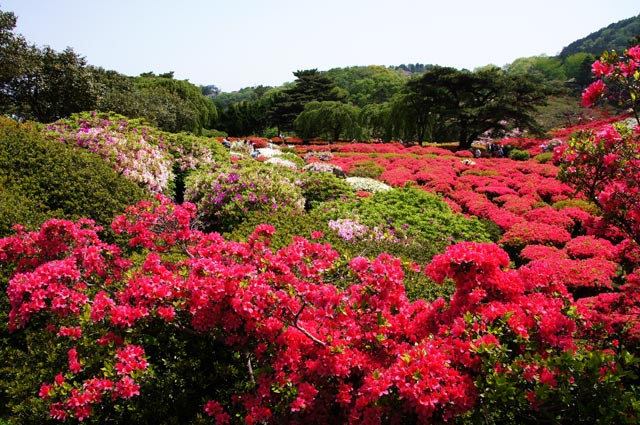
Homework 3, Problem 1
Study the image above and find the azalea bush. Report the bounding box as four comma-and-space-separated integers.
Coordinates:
0, 116, 146, 240
555, 122, 640, 245
42, 112, 174, 194
2, 196, 639, 423
346, 160, 386, 179
184, 161, 305, 233
297, 170, 355, 210
351, 187, 492, 247
581, 44, 640, 124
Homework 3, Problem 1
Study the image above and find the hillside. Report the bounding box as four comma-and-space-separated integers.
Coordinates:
560, 14, 640, 57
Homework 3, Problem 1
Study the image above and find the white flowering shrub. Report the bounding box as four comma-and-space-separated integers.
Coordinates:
345, 177, 392, 193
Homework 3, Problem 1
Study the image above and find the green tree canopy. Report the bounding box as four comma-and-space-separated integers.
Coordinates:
294, 100, 362, 141
401, 66, 550, 148
267, 69, 346, 133
133, 75, 218, 133
326, 65, 406, 106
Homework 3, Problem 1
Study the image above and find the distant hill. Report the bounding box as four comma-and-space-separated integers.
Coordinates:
560, 14, 640, 58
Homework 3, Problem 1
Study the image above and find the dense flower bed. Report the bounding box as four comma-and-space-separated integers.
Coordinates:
2, 196, 638, 423
4, 49, 640, 421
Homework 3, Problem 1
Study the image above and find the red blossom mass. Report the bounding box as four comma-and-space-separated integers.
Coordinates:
2, 194, 624, 422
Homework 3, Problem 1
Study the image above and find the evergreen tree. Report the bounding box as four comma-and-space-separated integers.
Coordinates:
267, 69, 345, 133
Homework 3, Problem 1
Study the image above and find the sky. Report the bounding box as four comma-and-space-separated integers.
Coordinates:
2, 0, 639, 92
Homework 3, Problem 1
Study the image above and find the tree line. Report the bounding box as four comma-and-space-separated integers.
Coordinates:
0, 9, 217, 135
2, 6, 634, 147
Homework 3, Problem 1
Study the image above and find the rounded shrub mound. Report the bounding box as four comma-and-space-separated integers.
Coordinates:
352, 187, 492, 247
0, 116, 147, 239
347, 160, 386, 179
42, 111, 174, 194
509, 149, 531, 161
298, 171, 355, 210
185, 161, 305, 233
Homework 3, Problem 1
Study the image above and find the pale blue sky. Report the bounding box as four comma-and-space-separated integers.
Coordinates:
2, 0, 638, 92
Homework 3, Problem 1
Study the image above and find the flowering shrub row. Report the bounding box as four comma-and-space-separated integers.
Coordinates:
2, 196, 638, 422
43, 111, 229, 195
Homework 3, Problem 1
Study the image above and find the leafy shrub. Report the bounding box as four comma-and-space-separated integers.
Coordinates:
276, 152, 305, 168
42, 111, 174, 194
185, 161, 305, 233
0, 116, 146, 240
347, 160, 386, 179
345, 176, 392, 193
302, 162, 346, 177
298, 171, 355, 210
552, 199, 600, 215
478, 218, 504, 242
352, 188, 492, 247
509, 149, 531, 161
0, 181, 52, 238
533, 152, 554, 163
201, 128, 228, 138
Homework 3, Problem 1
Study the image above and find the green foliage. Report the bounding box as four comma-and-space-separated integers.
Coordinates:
294, 101, 362, 141
509, 149, 531, 161
217, 98, 270, 137
349, 187, 491, 248
185, 161, 305, 233
0, 184, 53, 238
552, 198, 600, 215
0, 116, 147, 239
297, 171, 355, 210
325, 65, 406, 106
563, 52, 597, 87
347, 160, 386, 179
201, 128, 228, 138
560, 14, 640, 58
2, 44, 96, 122
395, 66, 551, 148
276, 152, 305, 168
267, 69, 345, 132
133, 75, 218, 133
533, 152, 554, 163
505, 55, 567, 82
478, 218, 504, 242
1, 327, 65, 423
460, 319, 640, 424
403, 273, 456, 303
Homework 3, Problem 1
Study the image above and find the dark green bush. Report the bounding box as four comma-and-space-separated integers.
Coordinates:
0, 117, 147, 240
298, 171, 355, 211
509, 149, 531, 161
